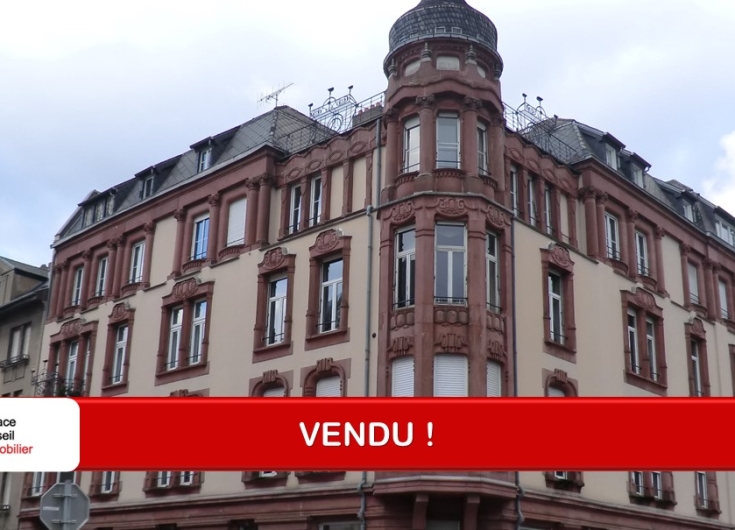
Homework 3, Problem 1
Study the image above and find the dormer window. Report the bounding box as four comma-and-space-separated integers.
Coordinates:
632, 166, 643, 187
605, 145, 618, 170
683, 202, 694, 222
716, 219, 735, 246
142, 176, 155, 199
197, 147, 212, 172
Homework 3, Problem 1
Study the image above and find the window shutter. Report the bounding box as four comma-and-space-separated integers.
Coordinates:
707, 472, 719, 509
316, 376, 342, 397
263, 387, 285, 397
391, 356, 414, 397
226, 198, 247, 246
433, 354, 468, 397
547, 386, 565, 397
486, 360, 502, 397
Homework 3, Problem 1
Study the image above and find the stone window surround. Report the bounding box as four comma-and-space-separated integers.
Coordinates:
305, 229, 352, 351
626, 212, 664, 292
716, 271, 735, 330
155, 278, 214, 385
85, 248, 112, 309
47, 319, 98, 397
279, 170, 331, 239
685, 318, 711, 397
21, 471, 81, 501
101, 303, 136, 397
620, 288, 668, 395
117, 224, 155, 298
680, 245, 708, 318
88, 471, 122, 501
252, 247, 296, 363
143, 470, 203, 497
695, 471, 721, 516
542, 369, 582, 493
540, 244, 577, 363
249, 369, 293, 397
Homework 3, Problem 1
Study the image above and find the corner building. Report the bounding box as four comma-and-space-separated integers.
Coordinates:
21, 1, 735, 530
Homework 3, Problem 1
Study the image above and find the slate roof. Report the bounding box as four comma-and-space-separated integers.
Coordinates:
515, 116, 735, 252
388, 0, 499, 55
57, 106, 337, 242
0, 257, 49, 280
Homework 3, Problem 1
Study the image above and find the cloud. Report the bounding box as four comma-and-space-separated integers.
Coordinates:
703, 131, 735, 213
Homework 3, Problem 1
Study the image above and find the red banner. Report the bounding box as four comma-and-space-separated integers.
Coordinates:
70, 397, 735, 471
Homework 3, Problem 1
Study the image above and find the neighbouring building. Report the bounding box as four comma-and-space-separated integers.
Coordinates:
0, 257, 48, 529
18, 1, 735, 529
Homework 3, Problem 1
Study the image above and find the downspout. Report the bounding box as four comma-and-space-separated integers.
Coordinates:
358, 115, 382, 530
511, 219, 525, 530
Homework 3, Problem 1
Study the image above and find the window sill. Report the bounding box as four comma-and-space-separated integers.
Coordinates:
391, 306, 416, 329
217, 244, 249, 263
143, 484, 202, 498
543, 339, 576, 363
624, 370, 667, 396
119, 282, 142, 298
155, 362, 210, 386
543, 473, 583, 493
696, 504, 721, 517
689, 303, 708, 319
85, 295, 106, 309
63, 305, 81, 318
295, 471, 345, 484
0, 355, 30, 371
89, 483, 121, 501
305, 328, 350, 351
182, 259, 206, 274
100, 381, 129, 397
253, 341, 293, 363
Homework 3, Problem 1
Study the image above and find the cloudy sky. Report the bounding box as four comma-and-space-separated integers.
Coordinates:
1, 0, 735, 267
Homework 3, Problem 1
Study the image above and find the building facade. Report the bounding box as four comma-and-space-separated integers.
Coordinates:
17, 1, 735, 529
0, 257, 49, 529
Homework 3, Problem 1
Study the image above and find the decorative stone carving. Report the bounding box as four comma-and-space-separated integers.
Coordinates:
680, 244, 691, 255
487, 339, 506, 360
60, 319, 84, 339
486, 205, 508, 228
391, 309, 415, 330
655, 226, 666, 239
553, 369, 568, 384
262, 369, 279, 384
633, 289, 657, 312
579, 186, 598, 201
261, 247, 288, 271
245, 179, 260, 191
462, 96, 482, 111
173, 209, 186, 222
415, 94, 435, 108
257, 175, 275, 188
434, 308, 469, 325
143, 221, 155, 235
691, 318, 705, 337
437, 198, 467, 217
314, 230, 341, 253
390, 336, 413, 357
438, 333, 463, 353
626, 209, 638, 222
208, 193, 221, 207
595, 191, 608, 203
316, 357, 335, 374
81, 250, 92, 261
172, 278, 199, 301
109, 303, 131, 323
383, 107, 399, 122
549, 245, 573, 269
391, 202, 414, 224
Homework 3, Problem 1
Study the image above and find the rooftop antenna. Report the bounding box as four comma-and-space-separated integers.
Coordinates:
257, 82, 294, 109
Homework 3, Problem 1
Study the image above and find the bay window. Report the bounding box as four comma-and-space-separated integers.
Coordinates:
435, 224, 466, 305
395, 228, 416, 308
436, 113, 460, 169
403, 116, 420, 172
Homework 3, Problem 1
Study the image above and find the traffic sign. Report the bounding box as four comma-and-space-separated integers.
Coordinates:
39, 481, 90, 530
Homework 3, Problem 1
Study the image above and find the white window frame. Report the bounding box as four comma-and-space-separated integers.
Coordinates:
319, 259, 343, 333
266, 276, 288, 346
129, 241, 145, 283
719, 279, 729, 320
606, 144, 618, 170
197, 147, 212, 172
696, 471, 708, 507
309, 175, 322, 227
691, 340, 703, 396
436, 112, 460, 169
179, 471, 194, 486
289, 184, 301, 234
548, 272, 564, 345
434, 224, 467, 305
554, 471, 568, 480
82, 340, 90, 390
191, 214, 210, 260
143, 176, 155, 198
100, 471, 116, 494
632, 166, 643, 187
95, 256, 107, 297
403, 116, 420, 172
486, 232, 500, 311
156, 471, 171, 488
167, 307, 183, 371
683, 202, 693, 222
544, 184, 553, 235
112, 325, 128, 385
631, 471, 644, 496
31, 472, 45, 496
71, 266, 83, 306
477, 122, 488, 174
395, 227, 416, 309
8, 323, 30, 361
627, 309, 639, 374
605, 213, 620, 260
189, 300, 206, 365
66, 340, 79, 385
226, 197, 247, 247
528, 176, 537, 226
646, 317, 657, 381
509, 165, 518, 215
259, 471, 279, 478
652, 471, 662, 499
635, 231, 648, 276
688, 262, 700, 304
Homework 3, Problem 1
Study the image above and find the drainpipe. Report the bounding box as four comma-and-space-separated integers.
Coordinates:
510, 219, 525, 530
358, 115, 382, 530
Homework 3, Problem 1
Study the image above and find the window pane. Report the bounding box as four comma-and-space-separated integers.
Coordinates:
398, 230, 415, 252
451, 251, 464, 299
437, 116, 458, 143
323, 260, 343, 282
436, 225, 464, 247
436, 251, 449, 298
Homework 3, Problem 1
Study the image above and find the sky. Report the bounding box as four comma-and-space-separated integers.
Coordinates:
1, 0, 735, 267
